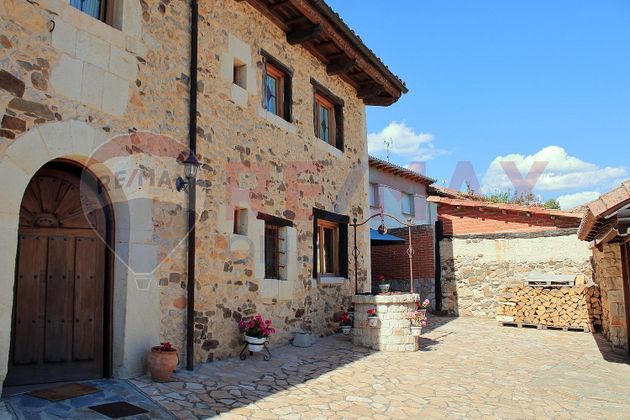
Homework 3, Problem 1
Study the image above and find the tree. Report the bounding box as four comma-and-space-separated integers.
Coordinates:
542, 198, 561, 210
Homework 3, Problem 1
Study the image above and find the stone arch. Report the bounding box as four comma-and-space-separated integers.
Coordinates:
0, 120, 159, 392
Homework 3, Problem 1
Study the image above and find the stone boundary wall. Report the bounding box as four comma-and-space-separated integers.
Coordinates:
496, 284, 602, 331
440, 231, 593, 318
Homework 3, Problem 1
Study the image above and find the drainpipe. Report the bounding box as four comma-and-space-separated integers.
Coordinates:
186, 0, 199, 372
434, 220, 443, 312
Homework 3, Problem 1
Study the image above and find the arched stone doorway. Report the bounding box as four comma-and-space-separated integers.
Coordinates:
5, 160, 114, 386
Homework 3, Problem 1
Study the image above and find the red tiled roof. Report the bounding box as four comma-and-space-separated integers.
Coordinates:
428, 196, 582, 219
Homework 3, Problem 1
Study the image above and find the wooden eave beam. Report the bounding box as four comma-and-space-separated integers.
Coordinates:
357, 83, 385, 99
269, 0, 291, 11
364, 96, 396, 106
287, 24, 322, 45
327, 59, 357, 75
594, 226, 620, 249
239, 0, 289, 31
286, 0, 401, 99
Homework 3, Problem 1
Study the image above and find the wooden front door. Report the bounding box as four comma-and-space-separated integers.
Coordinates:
7, 164, 109, 386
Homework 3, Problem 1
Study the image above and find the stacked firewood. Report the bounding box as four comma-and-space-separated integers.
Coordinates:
496, 284, 602, 331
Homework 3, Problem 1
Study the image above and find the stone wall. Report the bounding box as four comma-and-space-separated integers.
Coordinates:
190, 0, 371, 363
440, 231, 593, 318
0, 0, 372, 389
592, 244, 628, 352
352, 293, 420, 352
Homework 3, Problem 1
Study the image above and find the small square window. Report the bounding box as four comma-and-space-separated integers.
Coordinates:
233, 60, 247, 89
233, 208, 248, 235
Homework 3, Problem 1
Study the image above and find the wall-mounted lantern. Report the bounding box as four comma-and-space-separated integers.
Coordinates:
176, 153, 200, 192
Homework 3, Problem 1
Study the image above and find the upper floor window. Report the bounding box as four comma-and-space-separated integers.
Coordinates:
311, 79, 344, 151
369, 183, 379, 207
402, 193, 415, 216
315, 93, 334, 145
262, 52, 292, 122
70, 0, 112, 23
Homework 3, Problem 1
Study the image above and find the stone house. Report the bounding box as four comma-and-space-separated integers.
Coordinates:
367, 156, 436, 299
0, 0, 406, 390
429, 196, 592, 318
578, 181, 630, 353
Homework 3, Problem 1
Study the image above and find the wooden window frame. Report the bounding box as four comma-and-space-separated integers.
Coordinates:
264, 63, 285, 119
311, 79, 344, 152
317, 220, 340, 276
314, 93, 336, 147
261, 52, 292, 122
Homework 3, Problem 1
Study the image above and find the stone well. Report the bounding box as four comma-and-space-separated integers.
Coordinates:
352, 293, 420, 352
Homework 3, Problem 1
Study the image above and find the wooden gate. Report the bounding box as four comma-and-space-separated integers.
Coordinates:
6, 163, 111, 386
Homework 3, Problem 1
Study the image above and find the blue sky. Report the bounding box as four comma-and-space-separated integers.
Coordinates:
328, 0, 630, 208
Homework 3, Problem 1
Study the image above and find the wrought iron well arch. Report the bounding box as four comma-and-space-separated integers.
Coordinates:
350, 208, 415, 294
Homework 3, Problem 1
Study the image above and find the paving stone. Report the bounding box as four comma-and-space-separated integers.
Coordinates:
133, 316, 630, 419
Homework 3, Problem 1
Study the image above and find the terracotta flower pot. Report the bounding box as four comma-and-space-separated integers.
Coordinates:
148, 347, 178, 382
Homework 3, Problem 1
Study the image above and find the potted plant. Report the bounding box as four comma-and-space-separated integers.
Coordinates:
147, 342, 178, 382
376, 275, 390, 293
239, 314, 276, 352
405, 299, 431, 336
340, 312, 352, 335
367, 308, 379, 327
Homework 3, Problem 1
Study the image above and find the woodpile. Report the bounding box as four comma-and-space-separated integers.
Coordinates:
496, 284, 602, 331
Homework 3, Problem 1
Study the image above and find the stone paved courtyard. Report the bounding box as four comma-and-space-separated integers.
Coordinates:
132, 316, 630, 419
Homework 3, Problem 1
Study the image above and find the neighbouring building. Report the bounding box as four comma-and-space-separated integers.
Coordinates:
368, 156, 437, 300
429, 196, 592, 318
0, 0, 406, 390
578, 181, 630, 353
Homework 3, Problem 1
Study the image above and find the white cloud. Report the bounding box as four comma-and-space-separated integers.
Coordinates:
368, 121, 444, 161
557, 191, 601, 210
482, 146, 626, 193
